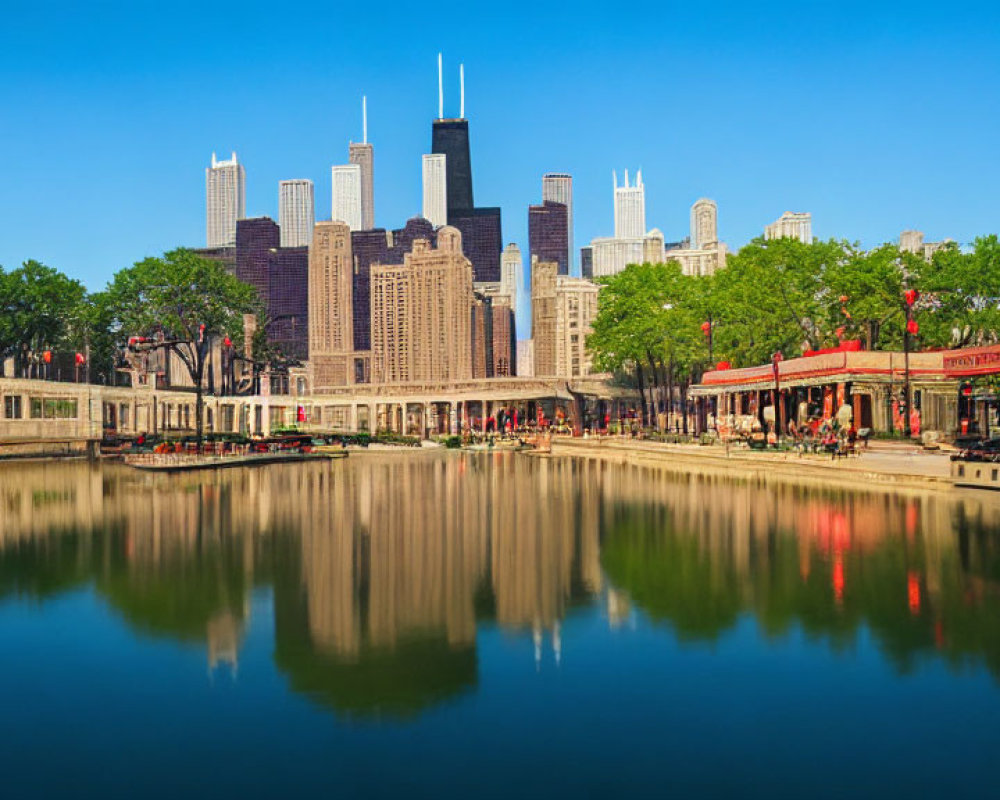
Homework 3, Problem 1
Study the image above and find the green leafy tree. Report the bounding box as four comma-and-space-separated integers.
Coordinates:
102, 249, 259, 444
0, 260, 88, 377
713, 237, 854, 365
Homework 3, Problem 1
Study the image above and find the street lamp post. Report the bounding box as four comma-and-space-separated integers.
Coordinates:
903, 288, 918, 438
772, 351, 785, 438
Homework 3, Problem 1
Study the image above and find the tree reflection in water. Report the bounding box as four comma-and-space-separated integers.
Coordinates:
2, 456, 1000, 718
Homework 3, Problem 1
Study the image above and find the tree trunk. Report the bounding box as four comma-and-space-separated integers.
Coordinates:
635, 363, 648, 427
681, 380, 690, 435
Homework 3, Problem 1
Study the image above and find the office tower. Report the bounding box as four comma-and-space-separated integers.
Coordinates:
765, 211, 812, 243
529, 200, 569, 275
278, 180, 314, 248
370, 226, 473, 384
422, 154, 448, 228
500, 243, 522, 310
267, 246, 309, 360
235, 217, 280, 304
643, 228, 665, 263
432, 118, 473, 214
542, 173, 574, 271
613, 169, 645, 239
349, 219, 439, 360
349, 97, 375, 230
448, 208, 502, 282
491, 298, 516, 377
531, 258, 598, 378
309, 221, 354, 389
690, 198, 718, 249
206, 152, 246, 248
332, 164, 363, 231
580, 246, 593, 279
471, 295, 491, 378
350, 229, 390, 354
389, 217, 438, 261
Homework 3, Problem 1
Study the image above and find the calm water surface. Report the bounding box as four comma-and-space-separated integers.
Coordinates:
2, 453, 999, 796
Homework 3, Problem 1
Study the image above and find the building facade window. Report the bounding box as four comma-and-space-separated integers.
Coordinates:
4, 396, 23, 419
29, 398, 78, 419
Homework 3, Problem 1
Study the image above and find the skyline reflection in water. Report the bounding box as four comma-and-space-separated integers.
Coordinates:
2, 454, 1000, 795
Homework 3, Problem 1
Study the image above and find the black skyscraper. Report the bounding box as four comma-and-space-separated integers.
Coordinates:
432, 119, 474, 215
529, 200, 569, 276
236, 217, 280, 304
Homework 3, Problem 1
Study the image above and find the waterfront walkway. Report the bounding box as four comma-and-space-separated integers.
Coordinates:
553, 437, 955, 492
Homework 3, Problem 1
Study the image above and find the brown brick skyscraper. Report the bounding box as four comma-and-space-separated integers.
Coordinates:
308, 221, 354, 389
371, 226, 473, 383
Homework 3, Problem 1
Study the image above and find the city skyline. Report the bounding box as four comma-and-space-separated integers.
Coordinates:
1, 1, 998, 292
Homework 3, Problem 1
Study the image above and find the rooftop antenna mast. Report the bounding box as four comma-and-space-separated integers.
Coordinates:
362, 95, 368, 144
437, 53, 443, 119
460, 63, 465, 119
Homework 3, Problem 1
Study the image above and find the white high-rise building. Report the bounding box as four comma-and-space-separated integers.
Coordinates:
765, 211, 812, 243
206, 152, 245, 247
278, 180, 314, 248
501, 242, 522, 312
422, 154, 447, 228
331, 164, 363, 231
613, 169, 645, 239
690, 198, 718, 249
542, 173, 574, 272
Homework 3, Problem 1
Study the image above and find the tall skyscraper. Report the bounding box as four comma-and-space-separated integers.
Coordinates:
370, 226, 473, 384
613, 169, 645, 239
529, 200, 569, 275
500, 243, 522, 311
765, 211, 812, 243
309, 221, 354, 389
206, 152, 245, 248
332, 164, 363, 231
267, 246, 309, 360
531, 259, 598, 379
432, 55, 474, 214
448, 208, 502, 282
690, 198, 718, 250
422, 154, 448, 228
542, 174, 573, 271
278, 180, 314, 248
349, 97, 374, 230
580, 246, 594, 279
235, 217, 280, 304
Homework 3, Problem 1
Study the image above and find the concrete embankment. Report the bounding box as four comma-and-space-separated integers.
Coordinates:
551, 437, 956, 494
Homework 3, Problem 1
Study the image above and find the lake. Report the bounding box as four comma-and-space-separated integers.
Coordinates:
1, 452, 998, 796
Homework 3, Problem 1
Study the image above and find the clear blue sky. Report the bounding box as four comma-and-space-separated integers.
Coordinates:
0, 0, 997, 294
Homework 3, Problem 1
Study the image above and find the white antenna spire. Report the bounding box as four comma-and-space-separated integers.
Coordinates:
625, 168, 630, 187
612, 169, 617, 189
460, 63, 465, 118
437, 53, 443, 119
362, 95, 368, 144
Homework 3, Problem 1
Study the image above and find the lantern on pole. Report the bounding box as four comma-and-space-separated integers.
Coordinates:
907, 318, 919, 335
905, 289, 918, 307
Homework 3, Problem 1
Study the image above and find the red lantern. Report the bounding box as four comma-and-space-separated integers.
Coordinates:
701, 321, 711, 336
223, 336, 232, 348
42, 350, 52, 364
75, 352, 85, 365
835, 326, 846, 339
907, 318, 919, 335
716, 361, 731, 370
839, 295, 849, 304
905, 289, 918, 306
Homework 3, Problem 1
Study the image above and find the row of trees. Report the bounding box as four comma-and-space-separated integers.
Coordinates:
1, 249, 262, 442
588, 235, 1000, 426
